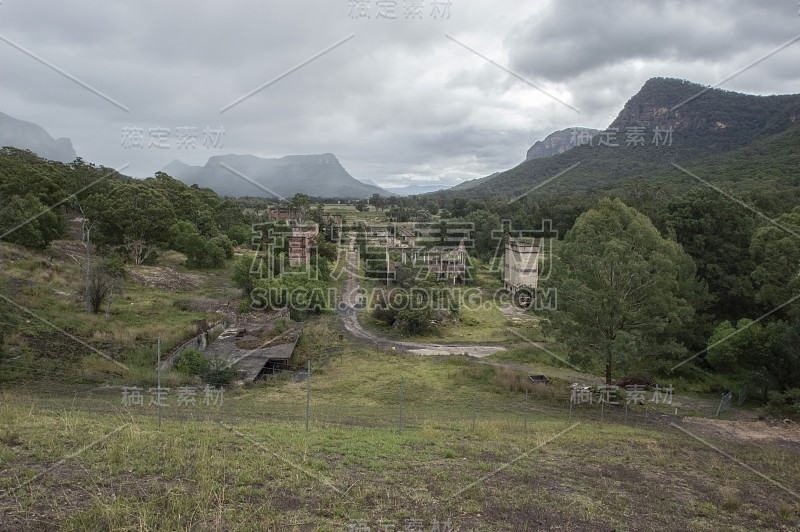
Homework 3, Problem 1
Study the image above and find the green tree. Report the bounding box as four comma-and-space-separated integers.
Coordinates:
0, 193, 64, 249
464, 209, 501, 260
226, 224, 253, 247
290, 193, 311, 213
169, 220, 201, 254
232, 253, 259, 295
750, 206, 800, 322
182, 233, 226, 269
664, 188, 758, 320
211, 235, 234, 259
707, 319, 800, 393
86, 182, 176, 264
369, 193, 386, 211
542, 198, 695, 383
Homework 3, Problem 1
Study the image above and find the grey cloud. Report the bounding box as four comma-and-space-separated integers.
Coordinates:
0, 0, 798, 188
506, 0, 799, 84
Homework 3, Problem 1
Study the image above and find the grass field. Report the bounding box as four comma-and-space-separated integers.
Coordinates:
2, 334, 800, 531
2, 242, 800, 530
322, 204, 390, 225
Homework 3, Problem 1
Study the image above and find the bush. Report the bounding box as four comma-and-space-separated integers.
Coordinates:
766, 388, 800, 420
232, 253, 259, 294
201, 355, 239, 387
0, 193, 64, 249
211, 234, 234, 259
185, 235, 226, 269
395, 307, 435, 335
226, 224, 253, 247
172, 299, 194, 311
100, 253, 126, 278
173, 349, 210, 376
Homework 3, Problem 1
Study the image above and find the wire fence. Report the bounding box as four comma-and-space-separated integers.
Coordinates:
1, 373, 689, 437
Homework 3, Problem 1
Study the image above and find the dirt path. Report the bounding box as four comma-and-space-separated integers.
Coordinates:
337, 245, 506, 358
335, 247, 758, 416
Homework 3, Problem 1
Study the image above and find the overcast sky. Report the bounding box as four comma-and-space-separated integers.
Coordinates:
1, 0, 799, 188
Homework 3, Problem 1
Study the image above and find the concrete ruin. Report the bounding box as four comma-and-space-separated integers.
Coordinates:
504, 238, 539, 299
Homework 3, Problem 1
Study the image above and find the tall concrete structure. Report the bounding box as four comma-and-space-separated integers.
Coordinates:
287, 224, 319, 266
504, 238, 539, 296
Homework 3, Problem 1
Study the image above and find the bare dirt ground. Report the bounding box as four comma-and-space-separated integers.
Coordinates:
126, 264, 205, 290
681, 417, 800, 451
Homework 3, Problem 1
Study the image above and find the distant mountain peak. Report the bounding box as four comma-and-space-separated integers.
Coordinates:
440, 77, 800, 200
608, 76, 798, 135
164, 152, 391, 199
0, 111, 77, 163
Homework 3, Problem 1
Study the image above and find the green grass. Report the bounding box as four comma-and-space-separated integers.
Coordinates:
323, 204, 390, 225
0, 241, 229, 385
3, 240, 799, 530
358, 282, 546, 344
2, 344, 799, 531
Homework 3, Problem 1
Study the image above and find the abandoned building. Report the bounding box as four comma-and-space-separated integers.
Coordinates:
267, 206, 304, 223
287, 224, 320, 266
324, 214, 343, 243
504, 237, 539, 298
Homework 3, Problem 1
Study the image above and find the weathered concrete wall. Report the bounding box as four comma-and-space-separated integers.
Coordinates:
159, 321, 227, 370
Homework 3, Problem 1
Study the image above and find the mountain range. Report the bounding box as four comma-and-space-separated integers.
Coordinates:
442, 77, 800, 199
3, 76, 798, 202
163, 153, 390, 199
0, 112, 76, 163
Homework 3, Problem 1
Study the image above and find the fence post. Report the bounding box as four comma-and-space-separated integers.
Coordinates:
305, 360, 310, 433
398, 376, 404, 435
716, 390, 732, 418
524, 389, 528, 432
472, 385, 477, 432
157, 337, 162, 429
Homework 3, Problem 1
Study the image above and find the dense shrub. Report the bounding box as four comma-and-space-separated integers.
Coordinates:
172, 349, 210, 376
766, 389, 800, 420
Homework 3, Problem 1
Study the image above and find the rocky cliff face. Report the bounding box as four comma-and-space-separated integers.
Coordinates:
608, 77, 800, 134
525, 127, 601, 161
439, 77, 800, 200
0, 112, 77, 163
